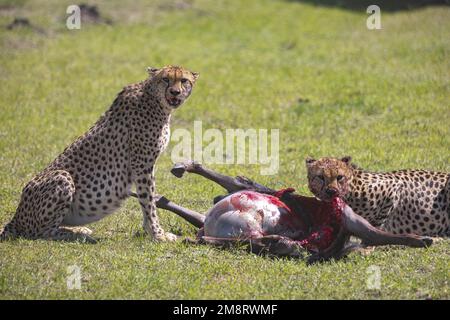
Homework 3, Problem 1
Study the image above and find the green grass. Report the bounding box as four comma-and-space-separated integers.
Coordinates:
0, 0, 449, 299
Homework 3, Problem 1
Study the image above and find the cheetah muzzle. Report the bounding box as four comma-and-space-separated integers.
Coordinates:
0, 65, 199, 243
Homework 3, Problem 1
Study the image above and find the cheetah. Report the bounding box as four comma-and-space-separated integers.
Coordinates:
305, 156, 449, 237
0, 65, 199, 242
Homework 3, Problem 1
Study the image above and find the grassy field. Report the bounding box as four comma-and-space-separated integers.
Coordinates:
0, 0, 449, 299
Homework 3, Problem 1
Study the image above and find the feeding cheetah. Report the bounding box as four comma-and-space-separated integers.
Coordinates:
306, 157, 449, 237
0, 65, 199, 242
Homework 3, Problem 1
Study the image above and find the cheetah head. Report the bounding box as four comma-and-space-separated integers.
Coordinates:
305, 156, 354, 202
147, 65, 199, 110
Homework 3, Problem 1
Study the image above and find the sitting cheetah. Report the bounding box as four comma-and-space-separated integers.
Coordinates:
306, 157, 449, 237
0, 65, 199, 242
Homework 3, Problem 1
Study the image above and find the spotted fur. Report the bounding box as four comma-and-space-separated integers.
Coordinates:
306, 157, 449, 237
0, 65, 199, 242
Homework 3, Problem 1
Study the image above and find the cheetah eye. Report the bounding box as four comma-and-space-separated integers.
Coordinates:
316, 175, 325, 182
337, 175, 344, 181
181, 78, 188, 83
162, 77, 170, 83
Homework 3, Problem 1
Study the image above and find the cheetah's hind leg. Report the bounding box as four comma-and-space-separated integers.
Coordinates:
12, 170, 97, 243
0, 220, 96, 243
45, 227, 97, 244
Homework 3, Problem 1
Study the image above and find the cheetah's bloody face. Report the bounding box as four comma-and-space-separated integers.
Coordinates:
306, 156, 353, 202
148, 65, 199, 109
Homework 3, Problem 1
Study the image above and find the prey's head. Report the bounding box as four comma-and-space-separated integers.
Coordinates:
148, 65, 199, 110
305, 156, 354, 202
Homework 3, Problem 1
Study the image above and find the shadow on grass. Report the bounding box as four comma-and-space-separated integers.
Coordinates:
286, 0, 449, 12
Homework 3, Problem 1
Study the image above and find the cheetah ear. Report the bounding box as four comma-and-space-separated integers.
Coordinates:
305, 157, 316, 167
341, 156, 352, 165
191, 71, 199, 81
147, 67, 160, 77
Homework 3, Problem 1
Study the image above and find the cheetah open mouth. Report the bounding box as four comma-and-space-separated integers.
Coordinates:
166, 96, 182, 107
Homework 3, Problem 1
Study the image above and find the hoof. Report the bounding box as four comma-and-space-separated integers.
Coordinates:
171, 160, 200, 178
307, 254, 325, 265
171, 163, 187, 178
421, 237, 433, 247
79, 235, 98, 244
155, 195, 170, 210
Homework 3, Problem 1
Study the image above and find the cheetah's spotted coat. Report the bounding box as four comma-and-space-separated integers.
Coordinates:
0, 65, 199, 242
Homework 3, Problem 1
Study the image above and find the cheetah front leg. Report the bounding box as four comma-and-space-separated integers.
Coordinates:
135, 166, 177, 242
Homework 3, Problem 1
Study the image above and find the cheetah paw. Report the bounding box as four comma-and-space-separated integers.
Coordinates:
72, 226, 93, 235
164, 232, 178, 242
152, 232, 178, 242
78, 234, 98, 244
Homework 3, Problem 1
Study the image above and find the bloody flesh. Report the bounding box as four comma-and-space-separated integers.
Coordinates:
202, 189, 345, 252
